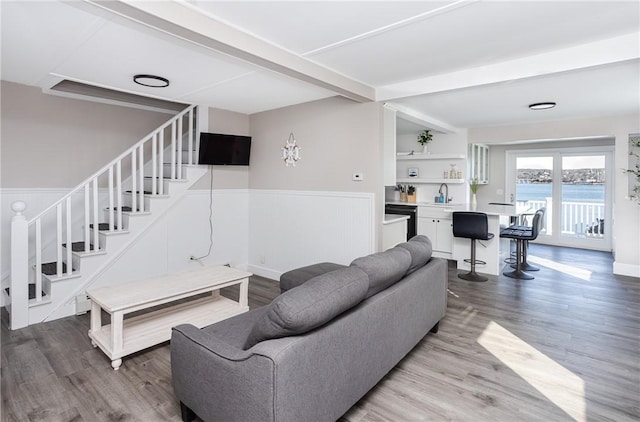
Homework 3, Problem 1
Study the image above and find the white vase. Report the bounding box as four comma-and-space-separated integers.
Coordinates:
471, 193, 478, 210
422, 145, 430, 154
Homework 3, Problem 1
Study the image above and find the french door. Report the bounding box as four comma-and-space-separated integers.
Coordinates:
506, 147, 613, 251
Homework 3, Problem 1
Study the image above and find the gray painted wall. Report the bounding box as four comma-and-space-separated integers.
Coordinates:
1, 81, 170, 188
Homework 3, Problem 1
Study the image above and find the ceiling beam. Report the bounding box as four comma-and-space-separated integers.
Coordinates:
86, 0, 376, 103
379, 32, 640, 101
386, 103, 459, 134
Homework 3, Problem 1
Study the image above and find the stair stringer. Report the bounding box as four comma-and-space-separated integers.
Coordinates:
28, 165, 208, 325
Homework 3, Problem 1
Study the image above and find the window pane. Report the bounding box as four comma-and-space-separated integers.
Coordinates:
516, 156, 551, 235
561, 155, 605, 239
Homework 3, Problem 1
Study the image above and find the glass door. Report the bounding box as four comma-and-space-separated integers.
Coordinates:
512, 155, 552, 239
560, 154, 608, 248
506, 147, 612, 251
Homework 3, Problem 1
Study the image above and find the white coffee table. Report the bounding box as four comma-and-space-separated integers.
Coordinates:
87, 265, 251, 370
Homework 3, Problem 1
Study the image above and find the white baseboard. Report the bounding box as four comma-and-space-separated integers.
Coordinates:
247, 264, 282, 282
613, 262, 640, 278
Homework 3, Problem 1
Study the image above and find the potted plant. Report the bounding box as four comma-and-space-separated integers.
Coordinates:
407, 185, 416, 203
624, 135, 640, 204
469, 179, 479, 209
417, 130, 433, 154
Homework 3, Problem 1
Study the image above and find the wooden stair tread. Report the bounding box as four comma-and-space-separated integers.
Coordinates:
4, 285, 47, 300
89, 223, 121, 231
62, 242, 95, 252
125, 190, 152, 195
41, 262, 75, 275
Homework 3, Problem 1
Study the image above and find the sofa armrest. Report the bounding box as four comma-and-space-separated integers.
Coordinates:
171, 324, 278, 422
172, 324, 253, 361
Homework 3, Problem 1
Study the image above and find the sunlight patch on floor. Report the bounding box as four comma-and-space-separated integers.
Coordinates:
528, 255, 592, 281
478, 321, 585, 421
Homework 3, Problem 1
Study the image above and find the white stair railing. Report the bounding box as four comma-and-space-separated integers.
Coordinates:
9, 105, 198, 330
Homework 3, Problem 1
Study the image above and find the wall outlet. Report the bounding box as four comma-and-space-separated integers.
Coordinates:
352, 172, 364, 181
496, 188, 504, 195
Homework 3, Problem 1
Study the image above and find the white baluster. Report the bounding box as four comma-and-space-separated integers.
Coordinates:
93, 178, 99, 251
188, 108, 194, 165
56, 203, 62, 277
138, 145, 144, 212
152, 133, 157, 195
131, 149, 137, 212
171, 121, 176, 179
158, 131, 164, 195
10, 201, 29, 329
84, 185, 90, 253
66, 197, 72, 275
35, 219, 42, 302
178, 115, 183, 178
116, 161, 122, 230
108, 166, 114, 231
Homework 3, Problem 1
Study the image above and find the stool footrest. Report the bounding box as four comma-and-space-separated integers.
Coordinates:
463, 258, 486, 266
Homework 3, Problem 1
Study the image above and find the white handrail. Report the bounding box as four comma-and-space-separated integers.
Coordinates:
26, 105, 196, 225
9, 105, 199, 329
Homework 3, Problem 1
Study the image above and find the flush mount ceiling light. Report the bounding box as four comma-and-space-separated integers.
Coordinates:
529, 102, 556, 110
133, 74, 169, 88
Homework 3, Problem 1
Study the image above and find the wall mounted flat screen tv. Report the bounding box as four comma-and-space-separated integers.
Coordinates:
198, 132, 251, 166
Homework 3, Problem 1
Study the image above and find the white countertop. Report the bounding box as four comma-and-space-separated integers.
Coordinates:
386, 201, 520, 217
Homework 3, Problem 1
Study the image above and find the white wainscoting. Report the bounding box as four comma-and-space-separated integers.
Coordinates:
248, 190, 375, 280
2, 188, 374, 307
88, 189, 249, 290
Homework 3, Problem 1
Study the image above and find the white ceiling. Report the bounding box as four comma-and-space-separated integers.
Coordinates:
2, 1, 639, 130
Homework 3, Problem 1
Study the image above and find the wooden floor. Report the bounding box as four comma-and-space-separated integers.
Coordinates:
2, 245, 638, 421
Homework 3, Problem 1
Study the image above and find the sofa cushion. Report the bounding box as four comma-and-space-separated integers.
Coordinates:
244, 267, 369, 349
280, 262, 347, 292
351, 247, 412, 298
396, 235, 433, 273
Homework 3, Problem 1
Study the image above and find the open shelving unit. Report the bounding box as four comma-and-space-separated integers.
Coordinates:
396, 153, 466, 160
397, 178, 465, 184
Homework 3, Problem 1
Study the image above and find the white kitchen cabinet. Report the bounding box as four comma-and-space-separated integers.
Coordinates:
417, 206, 453, 257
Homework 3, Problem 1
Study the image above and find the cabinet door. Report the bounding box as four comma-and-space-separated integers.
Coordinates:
417, 217, 437, 245
468, 143, 489, 183
436, 218, 453, 253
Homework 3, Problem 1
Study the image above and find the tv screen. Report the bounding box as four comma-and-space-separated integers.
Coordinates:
198, 132, 251, 166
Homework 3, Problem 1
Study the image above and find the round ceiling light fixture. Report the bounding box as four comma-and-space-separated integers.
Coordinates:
133, 74, 169, 88
528, 102, 556, 110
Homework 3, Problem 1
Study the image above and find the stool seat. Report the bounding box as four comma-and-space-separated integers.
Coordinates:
453, 212, 494, 282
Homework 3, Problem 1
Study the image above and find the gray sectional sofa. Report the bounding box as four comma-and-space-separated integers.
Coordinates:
171, 235, 448, 422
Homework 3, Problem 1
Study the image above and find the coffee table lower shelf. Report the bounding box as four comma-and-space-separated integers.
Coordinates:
90, 296, 247, 369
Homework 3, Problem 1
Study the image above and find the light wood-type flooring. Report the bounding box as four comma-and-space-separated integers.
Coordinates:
2, 244, 639, 421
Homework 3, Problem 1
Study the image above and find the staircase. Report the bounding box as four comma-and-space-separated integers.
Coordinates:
6, 105, 208, 329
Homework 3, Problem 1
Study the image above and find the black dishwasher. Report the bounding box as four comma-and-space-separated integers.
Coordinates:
385, 204, 417, 241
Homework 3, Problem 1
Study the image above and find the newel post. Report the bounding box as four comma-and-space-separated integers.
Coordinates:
10, 201, 29, 329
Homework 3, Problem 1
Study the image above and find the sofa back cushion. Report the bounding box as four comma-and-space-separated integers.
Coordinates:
280, 262, 347, 292
395, 235, 433, 273
351, 247, 412, 298
244, 267, 369, 349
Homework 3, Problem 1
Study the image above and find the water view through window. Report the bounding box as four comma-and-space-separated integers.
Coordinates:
515, 155, 606, 240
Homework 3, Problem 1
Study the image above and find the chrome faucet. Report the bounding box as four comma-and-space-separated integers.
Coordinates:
438, 183, 449, 203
